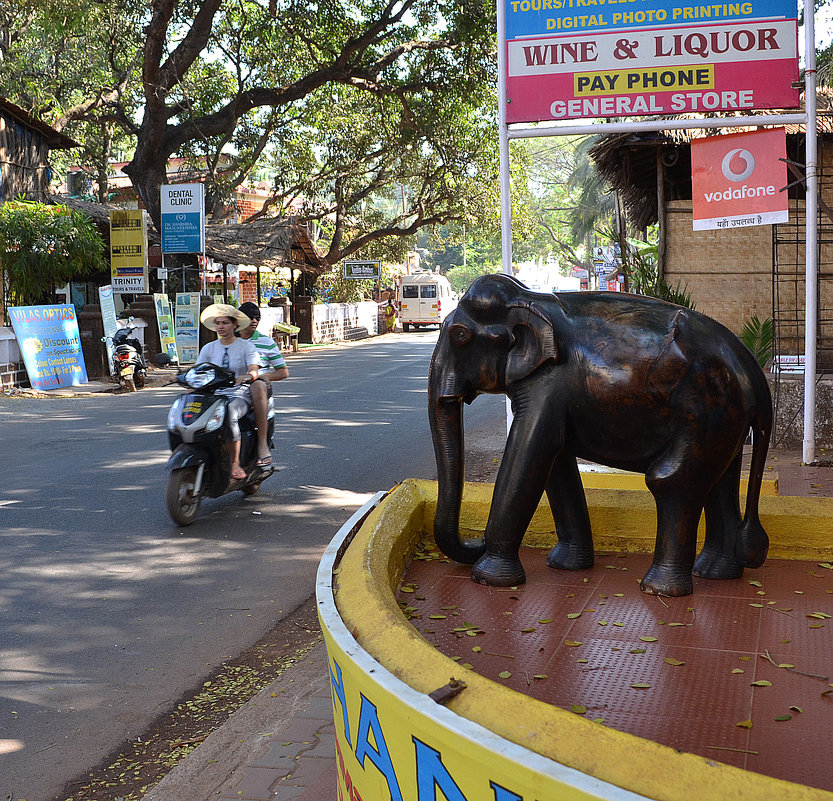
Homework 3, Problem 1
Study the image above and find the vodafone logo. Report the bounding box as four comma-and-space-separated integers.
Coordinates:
721, 148, 755, 182
703, 145, 774, 204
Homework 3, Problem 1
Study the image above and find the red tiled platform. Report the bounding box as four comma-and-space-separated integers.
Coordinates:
399, 547, 833, 793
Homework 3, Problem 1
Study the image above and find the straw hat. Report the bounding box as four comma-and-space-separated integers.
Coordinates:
200, 303, 251, 331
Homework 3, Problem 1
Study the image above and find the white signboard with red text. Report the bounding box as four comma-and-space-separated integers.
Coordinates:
691, 127, 788, 230
505, 0, 799, 123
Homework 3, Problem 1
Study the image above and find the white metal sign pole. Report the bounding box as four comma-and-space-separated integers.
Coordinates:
497, 0, 514, 432
803, 3, 819, 465
497, 0, 512, 277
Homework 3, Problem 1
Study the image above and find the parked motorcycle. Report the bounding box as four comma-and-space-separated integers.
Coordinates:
162, 360, 275, 525
104, 319, 147, 391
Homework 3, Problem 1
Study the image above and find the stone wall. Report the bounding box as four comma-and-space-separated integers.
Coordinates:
770, 374, 833, 451
0, 359, 29, 389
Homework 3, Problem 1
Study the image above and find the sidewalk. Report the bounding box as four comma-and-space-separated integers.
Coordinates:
143, 643, 337, 801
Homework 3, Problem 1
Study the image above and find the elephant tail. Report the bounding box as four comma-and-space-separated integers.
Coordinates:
735, 406, 772, 569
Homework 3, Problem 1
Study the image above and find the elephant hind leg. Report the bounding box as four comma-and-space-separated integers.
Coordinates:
545, 453, 594, 571
693, 451, 744, 580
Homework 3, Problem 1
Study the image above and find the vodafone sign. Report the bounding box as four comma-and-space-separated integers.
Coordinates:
691, 127, 788, 231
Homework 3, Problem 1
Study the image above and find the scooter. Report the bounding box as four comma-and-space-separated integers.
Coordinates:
104, 319, 147, 391
163, 361, 275, 525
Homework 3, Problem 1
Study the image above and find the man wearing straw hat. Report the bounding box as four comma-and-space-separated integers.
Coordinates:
197, 303, 260, 481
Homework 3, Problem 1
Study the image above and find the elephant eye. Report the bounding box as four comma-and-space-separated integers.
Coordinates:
449, 324, 472, 345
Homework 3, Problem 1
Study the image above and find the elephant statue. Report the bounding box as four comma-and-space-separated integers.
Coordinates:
428, 274, 772, 597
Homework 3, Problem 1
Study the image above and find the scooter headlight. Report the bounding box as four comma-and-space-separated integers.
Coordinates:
205, 403, 226, 432
185, 366, 216, 388
167, 395, 186, 431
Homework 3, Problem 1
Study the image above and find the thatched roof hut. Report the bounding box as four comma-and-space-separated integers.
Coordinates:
203, 215, 327, 276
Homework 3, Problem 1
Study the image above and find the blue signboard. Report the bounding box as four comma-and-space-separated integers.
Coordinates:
505, 0, 798, 39
8, 305, 88, 390
161, 183, 205, 254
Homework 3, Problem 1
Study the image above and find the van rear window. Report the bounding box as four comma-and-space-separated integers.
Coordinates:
421, 285, 437, 298
402, 286, 419, 298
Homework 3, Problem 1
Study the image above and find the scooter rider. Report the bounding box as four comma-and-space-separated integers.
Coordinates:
238, 302, 289, 468
197, 304, 259, 481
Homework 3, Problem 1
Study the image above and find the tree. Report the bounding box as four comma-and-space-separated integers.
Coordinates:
1, 0, 498, 269
0, 1, 145, 199
0, 200, 104, 309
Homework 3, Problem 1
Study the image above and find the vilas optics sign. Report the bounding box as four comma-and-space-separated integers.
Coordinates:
160, 183, 205, 254
691, 127, 788, 230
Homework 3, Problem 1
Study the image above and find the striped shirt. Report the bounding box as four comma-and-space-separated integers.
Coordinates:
250, 329, 287, 374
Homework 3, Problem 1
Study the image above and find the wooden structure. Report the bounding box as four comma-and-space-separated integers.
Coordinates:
0, 98, 78, 202
589, 111, 833, 367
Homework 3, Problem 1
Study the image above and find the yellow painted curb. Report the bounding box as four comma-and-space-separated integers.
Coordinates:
579, 467, 779, 497
335, 479, 833, 801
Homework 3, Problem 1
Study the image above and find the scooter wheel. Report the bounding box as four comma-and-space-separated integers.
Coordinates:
242, 482, 261, 496
166, 467, 202, 525
134, 372, 146, 389
124, 376, 136, 392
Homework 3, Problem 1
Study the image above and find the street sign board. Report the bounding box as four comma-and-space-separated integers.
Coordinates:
8, 304, 88, 390
174, 292, 201, 364
505, 0, 799, 123
109, 210, 148, 293
691, 127, 788, 230
160, 183, 205, 254
344, 260, 382, 279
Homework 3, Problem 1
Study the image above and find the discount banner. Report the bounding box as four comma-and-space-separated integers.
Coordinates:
9, 305, 88, 390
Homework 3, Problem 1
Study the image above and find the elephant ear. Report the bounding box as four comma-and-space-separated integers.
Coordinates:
505, 301, 559, 385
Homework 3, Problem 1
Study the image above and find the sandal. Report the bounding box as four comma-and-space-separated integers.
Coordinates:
257, 455, 273, 467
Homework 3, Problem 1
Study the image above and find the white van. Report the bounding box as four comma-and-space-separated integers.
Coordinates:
397, 273, 457, 331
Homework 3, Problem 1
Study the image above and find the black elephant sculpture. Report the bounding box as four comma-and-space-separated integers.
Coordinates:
428, 274, 773, 597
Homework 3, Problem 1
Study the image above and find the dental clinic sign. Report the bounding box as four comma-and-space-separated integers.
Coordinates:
691, 127, 788, 230
505, 0, 799, 123
160, 183, 205, 254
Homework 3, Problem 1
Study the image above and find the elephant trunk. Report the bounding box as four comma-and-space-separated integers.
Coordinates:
428, 371, 486, 564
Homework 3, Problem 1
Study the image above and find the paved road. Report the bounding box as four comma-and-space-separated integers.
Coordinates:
0, 331, 505, 801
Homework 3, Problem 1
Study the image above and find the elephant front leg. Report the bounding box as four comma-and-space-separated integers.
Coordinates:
642, 480, 706, 597
471, 418, 557, 587
545, 453, 594, 571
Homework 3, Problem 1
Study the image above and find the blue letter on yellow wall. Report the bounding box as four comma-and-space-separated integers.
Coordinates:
490, 782, 523, 801
329, 659, 352, 747
413, 738, 468, 801
355, 695, 404, 801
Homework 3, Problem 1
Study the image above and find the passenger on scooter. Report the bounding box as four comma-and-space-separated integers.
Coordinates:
197, 304, 259, 481
238, 302, 289, 468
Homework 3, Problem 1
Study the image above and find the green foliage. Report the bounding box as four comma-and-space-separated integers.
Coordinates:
0, 199, 104, 306
446, 263, 502, 295
739, 315, 774, 369
608, 228, 695, 309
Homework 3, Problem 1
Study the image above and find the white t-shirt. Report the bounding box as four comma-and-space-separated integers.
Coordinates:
197, 337, 260, 377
